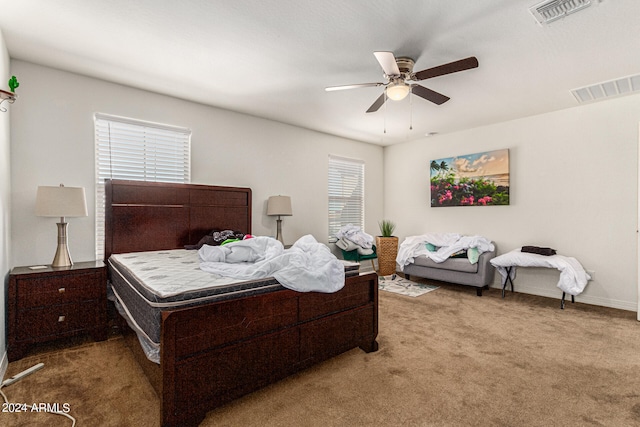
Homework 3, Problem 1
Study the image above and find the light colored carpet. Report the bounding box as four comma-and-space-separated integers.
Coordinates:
4, 283, 640, 426
378, 274, 439, 297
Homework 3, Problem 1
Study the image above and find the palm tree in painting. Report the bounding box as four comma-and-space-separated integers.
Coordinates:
430, 160, 440, 175
439, 161, 448, 176
430, 160, 449, 179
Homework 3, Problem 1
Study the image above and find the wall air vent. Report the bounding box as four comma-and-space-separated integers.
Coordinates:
529, 0, 592, 25
571, 74, 640, 103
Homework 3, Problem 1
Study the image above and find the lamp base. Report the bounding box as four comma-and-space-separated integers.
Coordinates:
275, 218, 284, 244
52, 222, 73, 268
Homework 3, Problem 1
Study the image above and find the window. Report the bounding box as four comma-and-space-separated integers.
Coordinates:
94, 113, 191, 259
328, 155, 365, 242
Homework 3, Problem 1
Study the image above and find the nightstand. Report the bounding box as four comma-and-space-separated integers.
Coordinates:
7, 260, 107, 361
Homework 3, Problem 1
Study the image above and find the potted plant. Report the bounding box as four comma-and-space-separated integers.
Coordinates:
376, 220, 398, 276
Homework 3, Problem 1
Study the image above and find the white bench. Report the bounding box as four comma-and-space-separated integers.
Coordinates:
490, 249, 591, 309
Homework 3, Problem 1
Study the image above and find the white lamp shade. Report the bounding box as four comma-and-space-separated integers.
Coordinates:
36, 185, 88, 218
267, 195, 292, 216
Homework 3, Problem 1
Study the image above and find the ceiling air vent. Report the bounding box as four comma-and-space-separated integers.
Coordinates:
529, 0, 592, 25
571, 74, 640, 103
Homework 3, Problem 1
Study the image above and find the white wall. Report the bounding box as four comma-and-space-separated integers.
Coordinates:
0, 29, 11, 379
9, 59, 638, 313
385, 94, 640, 311
10, 60, 384, 267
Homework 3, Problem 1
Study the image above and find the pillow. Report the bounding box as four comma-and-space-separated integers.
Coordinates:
467, 247, 480, 264
425, 242, 438, 252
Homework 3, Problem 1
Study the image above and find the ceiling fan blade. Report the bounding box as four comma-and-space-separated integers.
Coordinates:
366, 92, 386, 113
414, 56, 479, 81
325, 82, 384, 91
373, 51, 401, 76
411, 85, 450, 105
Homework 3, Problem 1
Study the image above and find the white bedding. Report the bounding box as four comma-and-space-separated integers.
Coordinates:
396, 233, 494, 271
199, 235, 345, 293
490, 249, 591, 296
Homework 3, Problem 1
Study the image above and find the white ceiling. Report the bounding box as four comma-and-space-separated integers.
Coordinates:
1, 0, 639, 146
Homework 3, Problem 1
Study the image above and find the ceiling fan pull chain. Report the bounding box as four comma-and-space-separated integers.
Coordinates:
409, 89, 413, 131
383, 92, 387, 134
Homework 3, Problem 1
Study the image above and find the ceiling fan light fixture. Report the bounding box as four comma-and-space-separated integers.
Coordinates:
386, 81, 410, 101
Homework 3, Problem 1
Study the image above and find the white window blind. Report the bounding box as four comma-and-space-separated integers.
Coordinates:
328, 155, 365, 242
94, 113, 191, 259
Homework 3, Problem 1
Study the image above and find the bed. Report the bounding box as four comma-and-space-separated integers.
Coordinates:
104, 179, 379, 427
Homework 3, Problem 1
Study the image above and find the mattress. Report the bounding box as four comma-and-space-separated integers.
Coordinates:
108, 249, 360, 363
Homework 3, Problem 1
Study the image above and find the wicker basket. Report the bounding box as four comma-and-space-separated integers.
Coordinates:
376, 236, 399, 276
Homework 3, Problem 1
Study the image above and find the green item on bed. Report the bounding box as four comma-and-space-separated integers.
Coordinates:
425, 242, 437, 252
220, 238, 240, 245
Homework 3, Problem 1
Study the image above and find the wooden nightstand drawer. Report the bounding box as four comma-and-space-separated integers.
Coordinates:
18, 272, 102, 308
8, 260, 108, 361
16, 303, 98, 340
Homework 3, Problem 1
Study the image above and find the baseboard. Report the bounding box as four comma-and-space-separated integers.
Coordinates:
489, 283, 638, 312
0, 350, 8, 382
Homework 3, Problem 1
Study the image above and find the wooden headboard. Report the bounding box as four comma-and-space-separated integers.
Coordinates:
104, 179, 252, 260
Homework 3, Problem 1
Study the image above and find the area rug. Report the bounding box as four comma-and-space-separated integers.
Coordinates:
378, 274, 438, 297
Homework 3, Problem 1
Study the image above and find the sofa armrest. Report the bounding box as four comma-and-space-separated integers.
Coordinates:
476, 248, 497, 286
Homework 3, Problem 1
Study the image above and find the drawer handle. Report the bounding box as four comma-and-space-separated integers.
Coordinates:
58, 287, 66, 293
58, 316, 66, 322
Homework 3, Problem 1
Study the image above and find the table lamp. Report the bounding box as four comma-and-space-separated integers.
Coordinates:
267, 195, 292, 244
35, 184, 88, 267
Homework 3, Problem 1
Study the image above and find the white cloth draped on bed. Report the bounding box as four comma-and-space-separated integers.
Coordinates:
396, 233, 494, 271
198, 235, 345, 293
490, 249, 591, 296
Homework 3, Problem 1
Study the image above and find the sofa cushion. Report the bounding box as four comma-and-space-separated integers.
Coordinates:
411, 255, 479, 273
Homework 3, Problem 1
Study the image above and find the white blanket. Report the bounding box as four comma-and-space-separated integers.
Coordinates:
396, 233, 494, 271
335, 224, 374, 249
490, 249, 591, 296
198, 236, 284, 264
199, 235, 345, 293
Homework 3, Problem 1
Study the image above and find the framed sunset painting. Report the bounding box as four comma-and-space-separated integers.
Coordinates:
430, 149, 510, 207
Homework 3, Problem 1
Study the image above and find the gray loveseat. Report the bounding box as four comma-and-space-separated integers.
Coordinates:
403, 246, 496, 296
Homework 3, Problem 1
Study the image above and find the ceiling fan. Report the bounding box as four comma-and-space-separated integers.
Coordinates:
325, 52, 478, 113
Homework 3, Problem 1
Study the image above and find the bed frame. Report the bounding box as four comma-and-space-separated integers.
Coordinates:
104, 179, 379, 427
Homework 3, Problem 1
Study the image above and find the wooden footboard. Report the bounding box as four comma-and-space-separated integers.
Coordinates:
159, 272, 378, 427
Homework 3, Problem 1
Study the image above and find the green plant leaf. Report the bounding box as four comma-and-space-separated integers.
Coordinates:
378, 219, 396, 237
